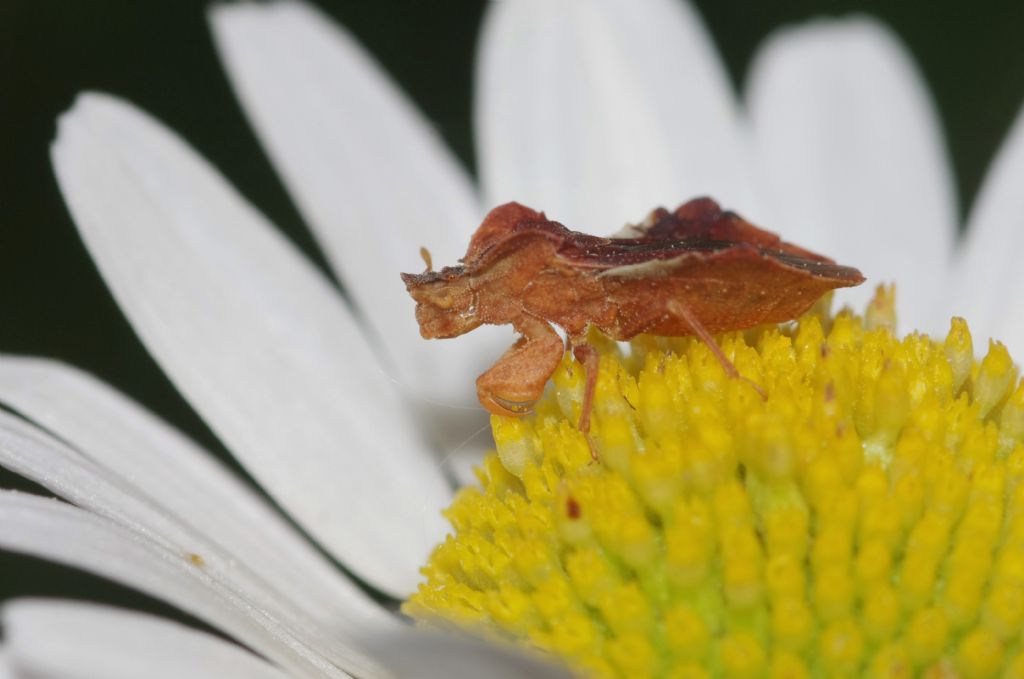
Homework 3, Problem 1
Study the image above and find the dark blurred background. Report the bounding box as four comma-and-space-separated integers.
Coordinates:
1, 0, 1022, 620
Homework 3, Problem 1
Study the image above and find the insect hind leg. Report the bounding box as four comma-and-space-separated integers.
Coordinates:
665, 299, 767, 399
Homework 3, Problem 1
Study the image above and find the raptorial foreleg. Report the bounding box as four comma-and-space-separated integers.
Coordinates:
476, 317, 565, 417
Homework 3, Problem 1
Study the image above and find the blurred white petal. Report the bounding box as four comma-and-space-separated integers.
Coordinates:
952, 103, 1024, 357
0, 492, 349, 679
210, 0, 507, 418
476, 0, 757, 234
0, 355, 392, 639
51, 91, 449, 597
4, 600, 289, 679
359, 628, 574, 679
746, 17, 957, 333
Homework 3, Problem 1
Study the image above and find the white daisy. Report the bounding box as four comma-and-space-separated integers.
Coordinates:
1, 0, 1022, 676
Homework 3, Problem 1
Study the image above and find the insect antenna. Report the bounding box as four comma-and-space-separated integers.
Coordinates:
419, 246, 433, 272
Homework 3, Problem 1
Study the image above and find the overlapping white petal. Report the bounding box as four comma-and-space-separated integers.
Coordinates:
952, 106, 1024, 357
746, 18, 958, 333
0, 355, 390, 636
0, 492, 349, 679
3, 600, 289, 679
476, 0, 758, 234
51, 91, 448, 597
0, 408, 390, 678
210, 1, 508, 422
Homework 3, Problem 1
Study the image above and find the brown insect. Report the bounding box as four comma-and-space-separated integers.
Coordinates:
401, 198, 864, 438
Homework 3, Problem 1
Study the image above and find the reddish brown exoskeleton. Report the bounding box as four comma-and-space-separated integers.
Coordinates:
401, 198, 864, 439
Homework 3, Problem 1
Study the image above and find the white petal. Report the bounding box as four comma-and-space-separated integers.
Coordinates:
476, 0, 757, 234
0, 408, 391, 678
953, 104, 1024, 357
0, 356, 392, 640
210, 0, 506, 418
51, 92, 449, 597
359, 628, 573, 679
4, 600, 289, 679
0, 492, 351, 679
746, 17, 957, 333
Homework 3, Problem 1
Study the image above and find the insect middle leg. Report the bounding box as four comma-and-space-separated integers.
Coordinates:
571, 342, 600, 434
560, 336, 601, 461
476, 317, 565, 417
665, 299, 767, 399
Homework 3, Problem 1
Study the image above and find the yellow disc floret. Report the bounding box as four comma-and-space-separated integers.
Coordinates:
405, 289, 1024, 678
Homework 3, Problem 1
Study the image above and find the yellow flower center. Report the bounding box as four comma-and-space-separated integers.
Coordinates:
405, 288, 1024, 678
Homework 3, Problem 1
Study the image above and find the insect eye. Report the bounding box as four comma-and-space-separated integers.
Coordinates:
425, 284, 473, 311
430, 292, 457, 309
